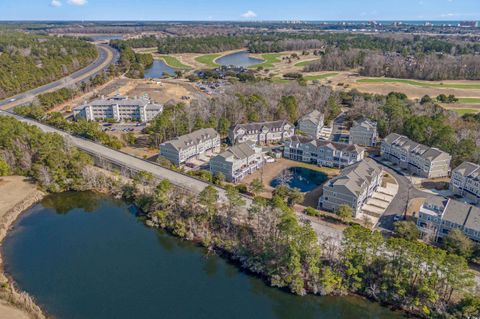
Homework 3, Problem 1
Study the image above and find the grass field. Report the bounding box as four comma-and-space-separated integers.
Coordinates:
450, 108, 480, 115
357, 78, 480, 90
249, 53, 282, 69
457, 97, 480, 104
158, 55, 191, 69
295, 59, 320, 67
271, 77, 290, 84
195, 54, 221, 68
304, 73, 339, 81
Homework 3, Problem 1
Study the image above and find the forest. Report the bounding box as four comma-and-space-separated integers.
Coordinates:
0, 32, 98, 99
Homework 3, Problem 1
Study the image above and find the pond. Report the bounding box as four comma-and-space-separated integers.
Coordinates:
144, 59, 176, 78
2, 192, 405, 319
271, 167, 329, 192
216, 51, 263, 68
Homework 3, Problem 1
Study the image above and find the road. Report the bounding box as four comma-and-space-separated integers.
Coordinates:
370, 156, 432, 231
0, 43, 118, 110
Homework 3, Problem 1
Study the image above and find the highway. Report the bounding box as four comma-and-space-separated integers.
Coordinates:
0, 43, 118, 110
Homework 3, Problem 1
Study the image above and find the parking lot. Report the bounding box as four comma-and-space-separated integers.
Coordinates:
102, 123, 146, 133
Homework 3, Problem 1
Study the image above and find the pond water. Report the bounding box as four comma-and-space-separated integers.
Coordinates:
144, 59, 176, 78
271, 167, 329, 192
216, 51, 264, 68
2, 192, 405, 319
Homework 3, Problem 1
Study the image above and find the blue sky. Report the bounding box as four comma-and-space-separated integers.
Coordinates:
1, 0, 479, 21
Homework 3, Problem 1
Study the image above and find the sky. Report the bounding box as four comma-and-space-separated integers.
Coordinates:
0, 0, 479, 21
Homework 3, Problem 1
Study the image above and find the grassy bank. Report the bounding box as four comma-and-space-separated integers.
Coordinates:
249, 53, 282, 69
450, 108, 480, 115
195, 53, 221, 68
358, 78, 480, 90
157, 55, 191, 69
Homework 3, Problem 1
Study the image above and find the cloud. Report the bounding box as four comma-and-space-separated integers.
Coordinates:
241, 10, 257, 18
50, 0, 62, 7
67, 0, 87, 6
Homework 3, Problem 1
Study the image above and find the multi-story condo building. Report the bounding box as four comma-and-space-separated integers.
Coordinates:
209, 142, 263, 183
417, 196, 480, 242
348, 118, 378, 147
450, 161, 480, 204
297, 110, 324, 139
318, 158, 383, 217
228, 120, 294, 145
283, 136, 364, 168
73, 95, 163, 123
160, 128, 220, 166
381, 133, 451, 178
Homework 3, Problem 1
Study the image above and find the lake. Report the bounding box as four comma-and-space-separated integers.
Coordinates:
144, 59, 176, 78
2, 192, 405, 319
271, 167, 329, 192
216, 51, 263, 68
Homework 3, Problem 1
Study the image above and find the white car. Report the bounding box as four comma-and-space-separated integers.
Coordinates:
9, 98, 16, 102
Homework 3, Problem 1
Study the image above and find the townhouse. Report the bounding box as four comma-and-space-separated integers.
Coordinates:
450, 162, 480, 204
283, 136, 365, 168
159, 128, 221, 166
417, 196, 480, 242
348, 118, 378, 147
318, 158, 383, 217
297, 110, 324, 139
228, 120, 294, 145
209, 142, 264, 183
381, 133, 451, 178
73, 94, 163, 123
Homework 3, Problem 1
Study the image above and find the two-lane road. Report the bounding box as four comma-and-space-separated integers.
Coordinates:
0, 43, 118, 110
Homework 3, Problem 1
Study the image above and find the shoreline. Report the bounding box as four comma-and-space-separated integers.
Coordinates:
0, 176, 46, 319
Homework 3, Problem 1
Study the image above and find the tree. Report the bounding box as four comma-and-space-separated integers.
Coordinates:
0, 159, 10, 176
442, 229, 474, 258
394, 221, 420, 241
155, 179, 172, 206
249, 178, 264, 196
287, 188, 304, 207
212, 172, 225, 185
337, 204, 352, 222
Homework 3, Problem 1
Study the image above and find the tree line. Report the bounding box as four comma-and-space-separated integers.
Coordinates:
0, 32, 97, 99
118, 172, 479, 319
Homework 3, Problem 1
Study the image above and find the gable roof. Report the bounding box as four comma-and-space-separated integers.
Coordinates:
285, 136, 364, 153
383, 133, 451, 162
215, 143, 256, 161
231, 120, 291, 133
299, 110, 324, 126
162, 128, 219, 151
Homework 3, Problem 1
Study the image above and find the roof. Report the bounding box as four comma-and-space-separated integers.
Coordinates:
162, 128, 219, 151
383, 133, 451, 162
443, 199, 480, 230
324, 158, 382, 197
74, 95, 162, 111
352, 118, 377, 130
231, 120, 291, 133
424, 195, 448, 210
216, 143, 256, 161
285, 136, 364, 153
453, 161, 480, 177
464, 206, 480, 232
299, 110, 324, 126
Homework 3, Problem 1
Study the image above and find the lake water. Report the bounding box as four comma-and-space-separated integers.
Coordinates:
216, 51, 263, 68
2, 192, 405, 319
144, 60, 176, 78
271, 167, 328, 192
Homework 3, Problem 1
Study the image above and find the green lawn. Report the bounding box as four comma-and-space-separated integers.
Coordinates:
157, 55, 191, 69
295, 59, 320, 67
271, 77, 291, 84
450, 108, 480, 115
248, 53, 282, 69
194, 54, 221, 68
357, 78, 480, 90
303, 73, 339, 81
457, 97, 480, 104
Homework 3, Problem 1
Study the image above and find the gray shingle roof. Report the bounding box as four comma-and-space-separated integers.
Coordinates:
299, 110, 324, 126
453, 162, 480, 177
231, 120, 291, 133
216, 143, 255, 161
383, 133, 451, 162
163, 128, 219, 151
325, 158, 382, 196
286, 136, 364, 153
